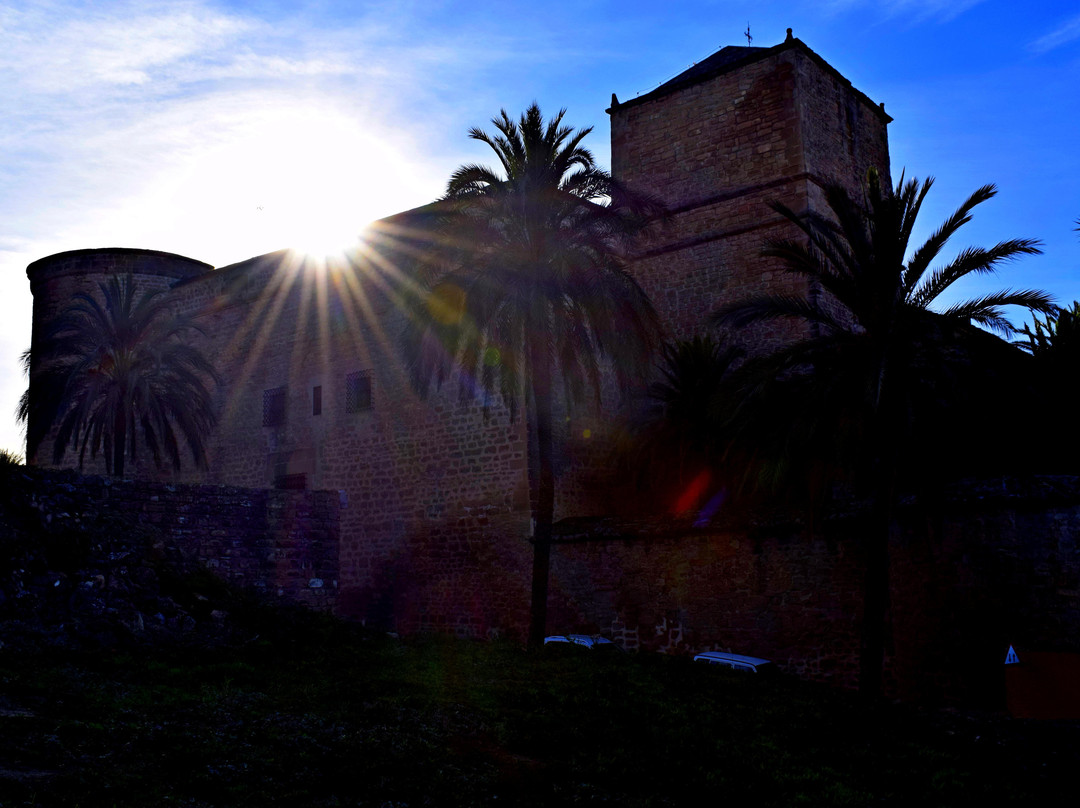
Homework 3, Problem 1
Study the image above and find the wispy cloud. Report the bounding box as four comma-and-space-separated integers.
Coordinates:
0, 2, 248, 95
0, 0, 515, 454
0, 1, 482, 255
825, 0, 987, 24
1029, 13, 1080, 53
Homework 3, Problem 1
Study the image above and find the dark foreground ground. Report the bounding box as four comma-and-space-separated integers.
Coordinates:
1, 605, 1078, 808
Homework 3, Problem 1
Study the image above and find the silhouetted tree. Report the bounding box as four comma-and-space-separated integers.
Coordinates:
1007, 217, 1080, 468
1011, 297, 1080, 471
405, 104, 662, 646
627, 335, 742, 511
714, 170, 1053, 700
1013, 301, 1080, 358
19, 275, 219, 477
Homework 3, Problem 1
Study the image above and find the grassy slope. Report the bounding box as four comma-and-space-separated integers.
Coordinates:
1, 610, 1076, 808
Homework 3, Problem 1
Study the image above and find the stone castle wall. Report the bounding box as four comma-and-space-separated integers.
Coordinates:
163, 243, 538, 628
25, 241, 538, 630
9, 464, 1078, 705
548, 478, 1080, 704
21, 38, 1077, 706
2, 466, 340, 611
22, 38, 899, 645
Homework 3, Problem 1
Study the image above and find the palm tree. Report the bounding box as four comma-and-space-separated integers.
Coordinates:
1010, 300, 1080, 471
714, 170, 1053, 699
1014, 301, 1080, 358
405, 104, 662, 646
19, 275, 219, 477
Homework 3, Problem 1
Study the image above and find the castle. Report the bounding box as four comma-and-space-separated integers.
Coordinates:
26, 34, 895, 651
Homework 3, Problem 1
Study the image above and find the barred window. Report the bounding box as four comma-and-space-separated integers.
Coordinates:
262, 386, 286, 427
345, 371, 371, 413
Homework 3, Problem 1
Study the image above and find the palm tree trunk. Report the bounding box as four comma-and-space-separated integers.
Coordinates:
859, 487, 891, 702
859, 380, 893, 702
527, 350, 556, 649
113, 422, 126, 477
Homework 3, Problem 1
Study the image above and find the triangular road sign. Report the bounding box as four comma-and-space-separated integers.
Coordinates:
1005, 645, 1020, 665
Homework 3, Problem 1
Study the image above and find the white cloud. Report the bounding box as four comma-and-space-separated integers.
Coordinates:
0, 0, 484, 456
1030, 13, 1080, 53
0, 2, 248, 94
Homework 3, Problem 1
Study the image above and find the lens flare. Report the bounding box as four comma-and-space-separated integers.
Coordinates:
694, 488, 727, 527
427, 283, 466, 325
673, 470, 711, 514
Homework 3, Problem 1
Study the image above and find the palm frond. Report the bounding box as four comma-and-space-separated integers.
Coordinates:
27, 274, 218, 475
911, 238, 1043, 309
710, 168, 1050, 496
941, 288, 1057, 335
902, 179, 991, 295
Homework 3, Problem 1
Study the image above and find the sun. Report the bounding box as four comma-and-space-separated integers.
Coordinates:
279, 201, 366, 262
133, 102, 440, 267
244, 109, 409, 260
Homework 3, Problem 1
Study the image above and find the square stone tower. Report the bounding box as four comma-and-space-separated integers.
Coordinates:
609, 31, 892, 344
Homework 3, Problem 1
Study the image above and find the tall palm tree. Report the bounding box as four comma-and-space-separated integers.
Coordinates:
405, 104, 662, 646
714, 170, 1053, 699
19, 275, 219, 477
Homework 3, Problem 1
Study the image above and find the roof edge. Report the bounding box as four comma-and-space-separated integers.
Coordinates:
27, 246, 212, 272
27, 247, 213, 286
608, 32, 892, 124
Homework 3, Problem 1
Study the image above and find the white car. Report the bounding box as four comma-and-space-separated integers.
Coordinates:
693, 651, 775, 674
543, 634, 621, 651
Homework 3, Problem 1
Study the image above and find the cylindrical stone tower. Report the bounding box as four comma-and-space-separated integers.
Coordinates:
24, 247, 212, 466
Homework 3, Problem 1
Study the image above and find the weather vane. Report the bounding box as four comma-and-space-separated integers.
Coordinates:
745, 23, 752, 45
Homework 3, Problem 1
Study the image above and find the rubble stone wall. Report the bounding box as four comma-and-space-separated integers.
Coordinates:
548, 478, 1080, 704
2, 466, 340, 611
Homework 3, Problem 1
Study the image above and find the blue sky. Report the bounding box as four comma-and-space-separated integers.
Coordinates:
1, 0, 1079, 457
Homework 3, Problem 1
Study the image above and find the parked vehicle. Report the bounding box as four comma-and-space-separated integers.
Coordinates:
693, 651, 775, 674
543, 634, 622, 651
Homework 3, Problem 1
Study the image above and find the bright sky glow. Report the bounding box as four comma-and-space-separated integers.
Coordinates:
2, 0, 1079, 456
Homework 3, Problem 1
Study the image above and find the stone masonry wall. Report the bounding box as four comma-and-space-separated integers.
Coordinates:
609, 39, 890, 348
547, 478, 1080, 705
611, 49, 808, 347
25, 242, 537, 636
3, 466, 340, 611
165, 242, 536, 632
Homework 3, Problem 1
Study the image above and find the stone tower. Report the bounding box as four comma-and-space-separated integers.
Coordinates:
608, 31, 891, 343
23, 248, 213, 470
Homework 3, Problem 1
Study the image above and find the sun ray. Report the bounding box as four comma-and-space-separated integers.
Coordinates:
217, 251, 308, 428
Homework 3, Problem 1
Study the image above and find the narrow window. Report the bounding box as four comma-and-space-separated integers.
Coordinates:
312, 385, 322, 416
275, 473, 307, 490
262, 386, 286, 427
345, 371, 371, 413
